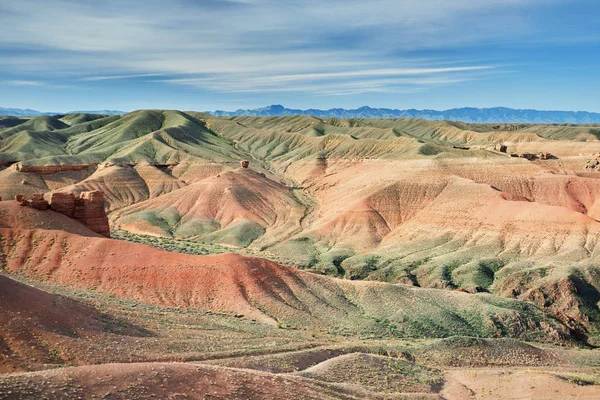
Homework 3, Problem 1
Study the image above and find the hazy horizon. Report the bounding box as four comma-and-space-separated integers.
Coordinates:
5, 104, 600, 115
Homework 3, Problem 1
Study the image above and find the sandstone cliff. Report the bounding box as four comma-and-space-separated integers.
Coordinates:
14, 191, 110, 237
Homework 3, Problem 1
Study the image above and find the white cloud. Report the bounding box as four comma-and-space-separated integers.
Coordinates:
2, 80, 45, 86
0, 0, 565, 95
81, 73, 164, 82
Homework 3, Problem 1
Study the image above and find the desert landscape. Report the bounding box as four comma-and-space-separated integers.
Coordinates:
3, 0, 600, 397
0, 111, 599, 399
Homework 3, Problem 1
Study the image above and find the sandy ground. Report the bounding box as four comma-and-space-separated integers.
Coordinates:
441, 367, 600, 400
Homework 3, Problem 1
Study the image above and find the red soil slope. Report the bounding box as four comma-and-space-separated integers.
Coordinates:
0, 362, 357, 400
0, 201, 101, 237
0, 275, 138, 373
1, 227, 356, 326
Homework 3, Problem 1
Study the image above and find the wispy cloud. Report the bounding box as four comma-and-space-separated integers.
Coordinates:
158, 67, 490, 94
81, 73, 164, 82
0, 0, 572, 98
2, 80, 45, 87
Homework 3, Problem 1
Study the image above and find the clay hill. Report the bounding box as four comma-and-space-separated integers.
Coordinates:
3, 111, 599, 335
2, 111, 600, 398
0, 274, 148, 373
2, 199, 600, 399
0, 201, 568, 341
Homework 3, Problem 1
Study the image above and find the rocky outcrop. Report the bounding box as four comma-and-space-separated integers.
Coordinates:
15, 191, 110, 237
494, 144, 508, 153
240, 160, 250, 168
585, 154, 600, 171
453, 144, 507, 153
13, 162, 183, 175
510, 152, 552, 160
29, 193, 49, 210
491, 124, 528, 131
73, 191, 110, 237
49, 192, 75, 218
13, 163, 96, 175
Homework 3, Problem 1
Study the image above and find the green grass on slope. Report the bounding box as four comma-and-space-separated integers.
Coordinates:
65, 110, 167, 154
3, 111, 598, 167
0, 110, 249, 165
65, 110, 244, 164
0, 114, 119, 163
0, 115, 68, 136
58, 113, 108, 126
111, 228, 241, 256
58, 114, 121, 136
0, 130, 69, 161
108, 228, 572, 343
0, 117, 28, 129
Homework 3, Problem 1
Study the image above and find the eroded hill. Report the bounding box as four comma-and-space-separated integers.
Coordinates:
2, 111, 600, 341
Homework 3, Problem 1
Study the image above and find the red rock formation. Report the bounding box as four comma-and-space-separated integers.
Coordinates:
16, 191, 110, 237
49, 192, 76, 218
13, 163, 96, 175
240, 160, 250, 168
495, 144, 508, 153
74, 191, 110, 238
28, 193, 49, 210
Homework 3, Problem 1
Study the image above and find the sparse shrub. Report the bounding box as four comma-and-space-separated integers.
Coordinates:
418, 143, 442, 156
344, 255, 381, 280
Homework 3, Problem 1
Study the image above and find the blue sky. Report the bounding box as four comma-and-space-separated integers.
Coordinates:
0, 0, 599, 112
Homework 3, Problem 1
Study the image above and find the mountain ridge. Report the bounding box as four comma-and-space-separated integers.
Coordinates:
209, 104, 600, 124
4, 105, 600, 123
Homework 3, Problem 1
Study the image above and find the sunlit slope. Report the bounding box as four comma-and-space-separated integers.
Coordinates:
0, 110, 247, 166
52, 163, 187, 212
64, 110, 244, 164
202, 114, 600, 158
3, 111, 600, 338
0, 114, 115, 163
186, 115, 600, 336
267, 158, 600, 334
0, 111, 249, 206
114, 168, 306, 247
0, 211, 571, 343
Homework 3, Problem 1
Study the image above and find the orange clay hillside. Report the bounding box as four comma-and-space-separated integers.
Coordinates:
113, 168, 306, 247
0, 200, 569, 342
2, 111, 600, 399
1, 194, 599, 400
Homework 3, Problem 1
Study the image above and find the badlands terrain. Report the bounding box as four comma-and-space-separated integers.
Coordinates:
1, 110, 600, 399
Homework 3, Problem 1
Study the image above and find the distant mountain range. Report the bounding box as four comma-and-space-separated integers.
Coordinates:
4, 105, 600, 124
0, 107, 124, 116
209, 104, 600, 124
